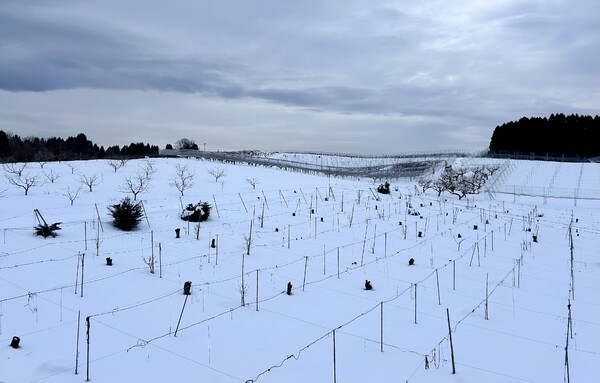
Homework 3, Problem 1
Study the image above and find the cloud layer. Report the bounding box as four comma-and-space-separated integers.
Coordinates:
1, 0, 598, 153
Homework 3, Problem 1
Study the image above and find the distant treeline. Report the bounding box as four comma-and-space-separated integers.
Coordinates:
489, 113, 600, 159
0, 131, 159, 162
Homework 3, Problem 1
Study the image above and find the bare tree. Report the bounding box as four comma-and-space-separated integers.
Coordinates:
66, 162, 78, 174
3, 163, 27, 177
62, 185, 83, 206
139, 159, 157, 180
170, 164, 195, 196
245, 177, 260, 190
36, 160, 48, 169
207, 167, 227, 182
6, 173, 42, 195
43, 169, 60, 184
434, 166, 491, 200
417, 178, 434, 193
433, 174, 451, 197
78, 173, 102, 192
34, 151, 52, 168
106, 159, 125, 173
119, 172, 150, 200
175, 138, 198, 150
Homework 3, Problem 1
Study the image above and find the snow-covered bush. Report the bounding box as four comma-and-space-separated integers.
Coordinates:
180, 201, 211, 222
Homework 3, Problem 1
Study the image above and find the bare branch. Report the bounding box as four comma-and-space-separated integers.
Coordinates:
5, 173, 42, 195
207, 167, 227, 182
170, 163, 195, 196
78, 173, 102, 192
61, 184, 83, 206
66, 162, 78, 175
245, 177, 260, 190
43, 169, 60, 184
139, 159, 157, 180
106, 159, 124, 173
3, 163, 27, 177
119, 171, 151, 200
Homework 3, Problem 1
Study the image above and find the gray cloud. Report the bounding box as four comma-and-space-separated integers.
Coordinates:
0, 1, 598, 153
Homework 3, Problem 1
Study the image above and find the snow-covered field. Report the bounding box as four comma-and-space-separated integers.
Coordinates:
1, 155, 598, 383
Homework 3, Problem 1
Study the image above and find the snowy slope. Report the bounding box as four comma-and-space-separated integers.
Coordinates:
0, 156, 598, 383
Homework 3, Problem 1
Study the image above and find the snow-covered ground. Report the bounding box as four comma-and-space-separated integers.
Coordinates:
0, 155, 598, 383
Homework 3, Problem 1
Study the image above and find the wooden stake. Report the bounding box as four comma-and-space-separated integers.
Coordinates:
85, 316, 90, 381
174, 294, 189, 337
485, 273, 489, 320
261, 191, 270, 210
452, 260, 456, 290
80, 252, 85, 298
212, 195, 220, 218
333, 329, 337, 383
414, 283, 418, 324
446, 308, 456, 374
279, 190, 289, 208
256, 270, 259, 312
140, 200, 151, 228
565, 301, 571, 383
75, 310, 80, 374
436, 269, 441, 305
75, 252, 80, 295
302, 256, 308, 291
238, 193, 248, 213
380, 302, 384, 352
384, 232, 387, 257
159, 243, 162, 278
337, 248, 340, 279
94, 204, 103, 232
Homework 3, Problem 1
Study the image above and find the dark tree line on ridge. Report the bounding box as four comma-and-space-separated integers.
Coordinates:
489, 113, 600, 159
0, 131, 159, 163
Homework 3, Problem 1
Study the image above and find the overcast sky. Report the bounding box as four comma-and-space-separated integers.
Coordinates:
1, 0, 598, 154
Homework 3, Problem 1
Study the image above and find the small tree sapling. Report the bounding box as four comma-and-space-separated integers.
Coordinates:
207, 167, 226, 182
245, 177, 260, 190
170, 164, 195, 196
119, 171, 151, 200
62, 185, 83, 206
43, 169, 60, 184
78, 172, 102, 192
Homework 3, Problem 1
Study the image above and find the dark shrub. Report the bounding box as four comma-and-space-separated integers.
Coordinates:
108, 197, 143, 231
377, 182, 390, 194
34, 222, 62, 238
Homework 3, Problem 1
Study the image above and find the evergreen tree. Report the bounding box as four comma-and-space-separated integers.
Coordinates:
108, 197, 144, 231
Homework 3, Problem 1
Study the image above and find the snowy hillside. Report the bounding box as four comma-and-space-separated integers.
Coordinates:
0, 155, 598, 383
